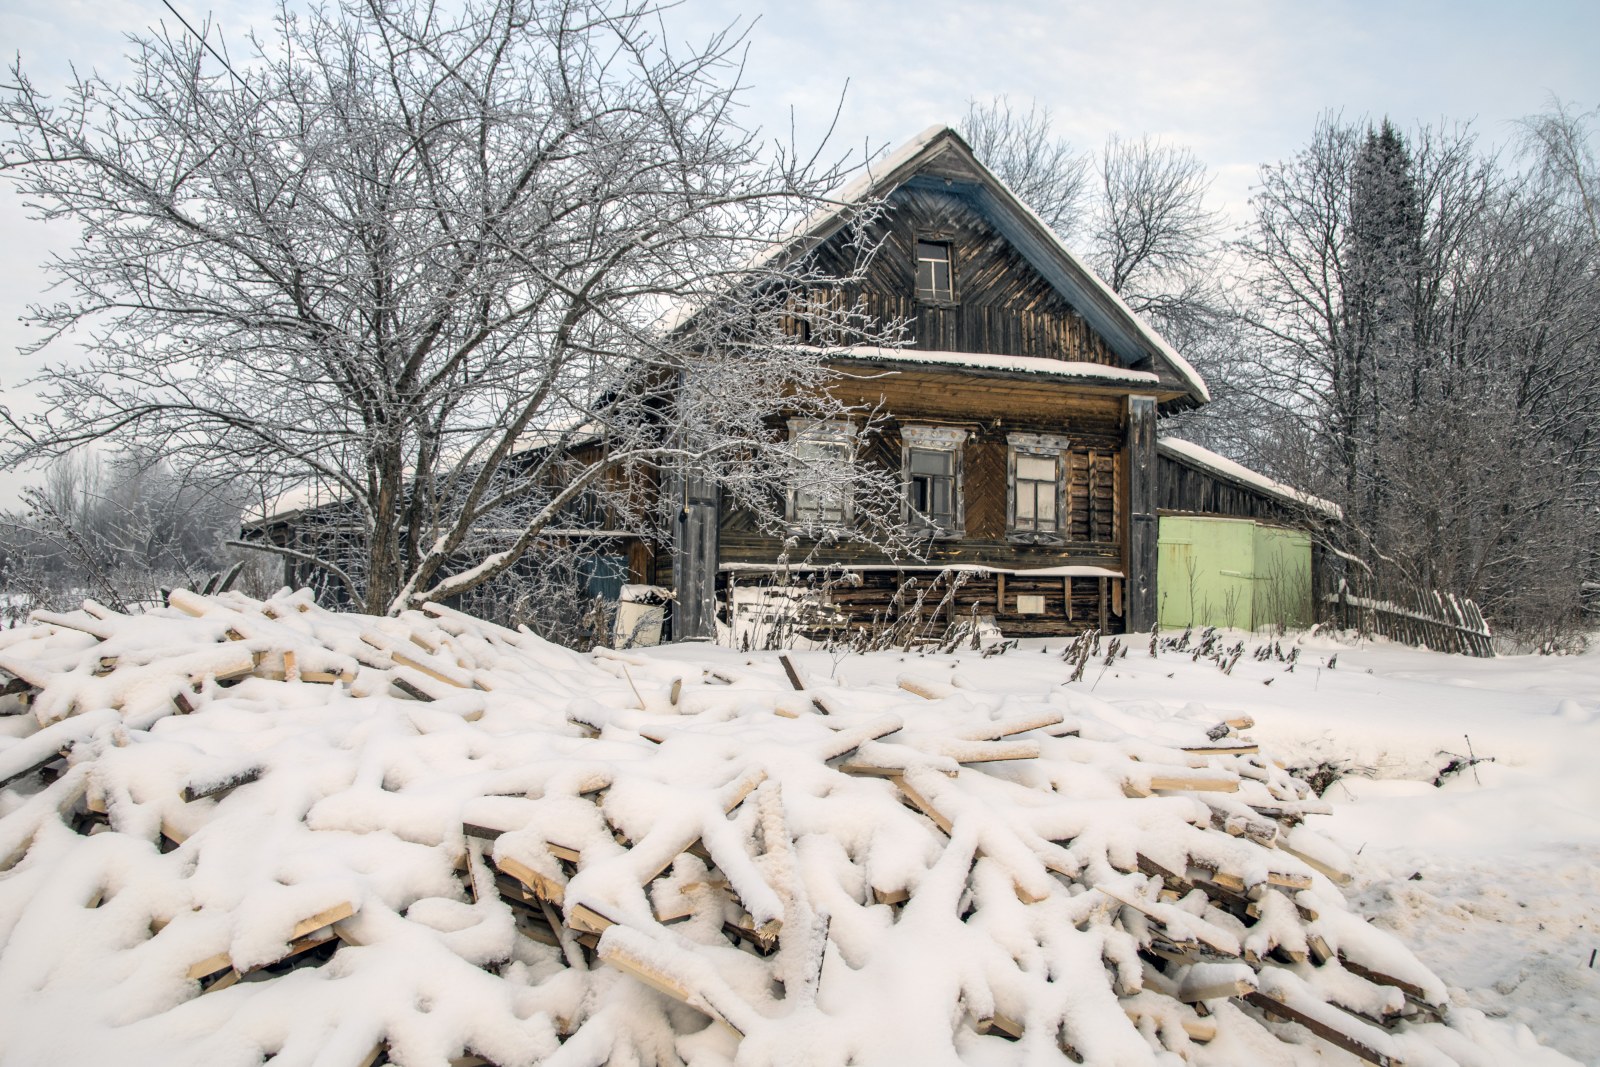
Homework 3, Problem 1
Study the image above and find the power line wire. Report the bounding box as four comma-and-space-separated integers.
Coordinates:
157, 0, 261, 102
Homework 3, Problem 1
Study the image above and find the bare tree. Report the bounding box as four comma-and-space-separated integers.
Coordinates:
1093, 134, 1225, 340
1235, 113, 1600, 636
1, 0, 906, 617
1521, 98, 1600, 243
960, 98, 1226, 345
960, 97, 1090, 238
0, 450, 268, 616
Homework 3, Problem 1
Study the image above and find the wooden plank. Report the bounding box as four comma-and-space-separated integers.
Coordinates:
871, 885, 910, 906
1124, 774, 1240, 796
896, 677, 947, 700
495, 855, 566, 906
1098, 883, 1237, 957
566, 902, 620, 937
290, 901, 355, 941
182, 765, 264, 803
889, 775, 953, 835
928, 738, 1040, 764
778, 654, 806, 691
1276, 840, 1352, 886
597, 936, 745, 1037
1338, 954, 1437, 1005
816, 716, 904, 761
975, 1011, 1025, 1039
1176, 968, 1257, 1002
0, 749, 67, 791
954, 709, 1064, 741
187, 950, 233, 981
390, 648, 472, 689
1182, 744, 1260, 757
838, 759, 957, 779
1242, 991, 1400, 1067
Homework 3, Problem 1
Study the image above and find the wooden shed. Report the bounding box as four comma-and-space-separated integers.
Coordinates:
1154, 438, 1341, 632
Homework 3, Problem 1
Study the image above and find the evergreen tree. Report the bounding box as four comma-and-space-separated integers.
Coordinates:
1336, 120, 1424, 530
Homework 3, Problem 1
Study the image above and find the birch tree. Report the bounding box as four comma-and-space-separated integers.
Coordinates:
1, 0, 904, 616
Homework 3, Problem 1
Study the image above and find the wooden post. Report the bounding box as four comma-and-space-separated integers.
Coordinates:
672, 469, 719, 642
1125, 396, 1158, 633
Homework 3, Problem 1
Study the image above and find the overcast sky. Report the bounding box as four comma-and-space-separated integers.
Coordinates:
2, 0, 1597, 500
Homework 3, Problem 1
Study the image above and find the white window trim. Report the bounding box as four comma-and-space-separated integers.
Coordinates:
786, 418, 856, 527
902, 424, 966, 538
1007, 431, 1070, 544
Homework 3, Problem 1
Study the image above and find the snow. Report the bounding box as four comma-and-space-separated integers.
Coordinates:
824, 346, 1162, 384
1158, 437, 1344, 519
240, 482, 348, 525
0, 593, 1594, 1065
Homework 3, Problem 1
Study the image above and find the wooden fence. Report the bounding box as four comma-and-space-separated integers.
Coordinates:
1327, 574, 1493, 657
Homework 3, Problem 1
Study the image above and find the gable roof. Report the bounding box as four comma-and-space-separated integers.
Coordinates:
765, 126, 1211, 409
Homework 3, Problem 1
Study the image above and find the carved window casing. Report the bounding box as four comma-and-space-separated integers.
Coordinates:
1007, 432, 1070, 544
786, 419, 855, 526
902, 425, 965, 538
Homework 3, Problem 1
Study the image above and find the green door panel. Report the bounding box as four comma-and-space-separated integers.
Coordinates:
1157, 516, 1312, 631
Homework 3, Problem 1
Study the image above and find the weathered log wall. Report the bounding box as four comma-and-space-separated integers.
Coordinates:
797, 184, 1121, 366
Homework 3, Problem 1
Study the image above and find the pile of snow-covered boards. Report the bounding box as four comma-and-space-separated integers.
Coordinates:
0, 590, 1505, 1065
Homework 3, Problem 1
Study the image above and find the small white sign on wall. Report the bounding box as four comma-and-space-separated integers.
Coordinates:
1016, 594, 1046, 615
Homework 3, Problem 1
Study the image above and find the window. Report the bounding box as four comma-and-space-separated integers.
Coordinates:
1008, 433, 1069, 543
908, 448, 956, 528
787, 420, 854, 525
1014, 453, 1058, 533
916, 240, 954, 302
902, 426, 965, 536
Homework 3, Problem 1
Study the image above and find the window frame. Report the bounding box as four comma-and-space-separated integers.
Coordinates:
786, 418, 857, 527
1006, 432, 1070, 545
914, 236, 957, 305
901, 425, 966, 538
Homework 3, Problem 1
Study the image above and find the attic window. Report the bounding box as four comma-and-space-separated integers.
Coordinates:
916, 240, 954, 302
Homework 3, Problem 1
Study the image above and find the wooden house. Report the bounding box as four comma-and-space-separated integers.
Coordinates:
248, 127, 1341, 645
660, 127, 1212, 641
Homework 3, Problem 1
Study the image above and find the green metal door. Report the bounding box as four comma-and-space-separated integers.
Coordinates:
1157, 516, 1312, 631
1251, 524, 1313, 629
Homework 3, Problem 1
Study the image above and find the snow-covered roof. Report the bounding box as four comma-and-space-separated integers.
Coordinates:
1157, 437, 1343, 519
667, 126, 1209, 407
827, 346, 1160, 385
508, 417, 604, 457
241, 483, 346, 525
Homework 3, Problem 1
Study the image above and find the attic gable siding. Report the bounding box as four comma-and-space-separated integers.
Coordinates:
802, 185, 1120, 366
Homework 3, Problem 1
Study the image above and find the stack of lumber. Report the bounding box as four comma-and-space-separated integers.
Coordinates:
0, 591, 1496, 1066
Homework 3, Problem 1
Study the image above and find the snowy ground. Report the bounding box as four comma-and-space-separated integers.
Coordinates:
646, 633, 1600, 1064
2, 593, 1596, 1066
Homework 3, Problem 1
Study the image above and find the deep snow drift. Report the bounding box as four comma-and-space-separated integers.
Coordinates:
0, 590, 1593, 1066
